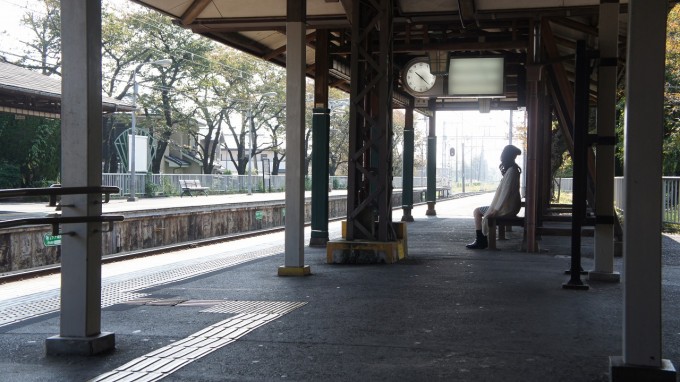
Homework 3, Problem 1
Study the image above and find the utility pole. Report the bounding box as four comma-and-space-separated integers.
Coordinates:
509, 109, 513, 146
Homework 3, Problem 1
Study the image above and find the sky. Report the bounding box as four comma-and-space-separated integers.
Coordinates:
415, 109, 527, 182
0, 0, 39, 58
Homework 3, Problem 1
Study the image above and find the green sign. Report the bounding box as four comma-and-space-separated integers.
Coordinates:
255, 210, 264, 220
43, 234, 62, 247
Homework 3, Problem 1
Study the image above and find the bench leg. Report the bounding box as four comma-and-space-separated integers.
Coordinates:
499, 225, 507, 240
489, 221, 497, 250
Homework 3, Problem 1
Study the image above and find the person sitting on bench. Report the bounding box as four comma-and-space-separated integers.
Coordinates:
466, 145, 522, 249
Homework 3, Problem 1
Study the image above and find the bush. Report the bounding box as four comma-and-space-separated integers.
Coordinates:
161, 178, 176, 196
145, 181, 159, 197
0, 162, 22, 188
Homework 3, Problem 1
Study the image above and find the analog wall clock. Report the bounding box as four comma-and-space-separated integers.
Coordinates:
402, 58, 437, 94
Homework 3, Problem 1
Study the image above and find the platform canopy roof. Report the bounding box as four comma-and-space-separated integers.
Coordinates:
0, 62, 134, 118
130, 0, 659, 110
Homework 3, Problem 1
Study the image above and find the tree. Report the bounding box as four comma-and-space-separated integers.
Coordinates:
206, 51, 288, 175
100, 2, 159, 173
9, 0, 61, 76
126, 10, 213, 174
0, 114, 60, 187
664, 5, 680, 175
392, 110, 406, 176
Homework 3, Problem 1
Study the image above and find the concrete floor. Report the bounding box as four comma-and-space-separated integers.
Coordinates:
0, 194, 678, 381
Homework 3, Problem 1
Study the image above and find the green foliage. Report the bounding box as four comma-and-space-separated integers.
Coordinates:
0, 161, 22, 188
555, 153, 573, 178
144, 181, 159, 197
143, 174, 157, 197
161, 177, 177, 196
0, 113, 60, 187
665, 6, 680, 176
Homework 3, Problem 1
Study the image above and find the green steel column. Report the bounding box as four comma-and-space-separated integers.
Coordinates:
310, 107, 330, 246
426, 114, 437, 216
401, 105, 414, 222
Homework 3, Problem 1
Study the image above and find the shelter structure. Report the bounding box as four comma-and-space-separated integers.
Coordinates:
52, 0, 677, 380
0, 61, 133, 118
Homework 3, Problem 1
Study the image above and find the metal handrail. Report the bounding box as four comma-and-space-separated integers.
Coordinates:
0, 215, 124, 236
0, 185, 120, 206
0, 186, 123, 235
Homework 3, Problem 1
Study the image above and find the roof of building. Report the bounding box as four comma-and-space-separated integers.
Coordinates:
0, 62, 134, 118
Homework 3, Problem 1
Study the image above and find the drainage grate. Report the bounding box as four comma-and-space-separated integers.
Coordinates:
0, 246, 283, 328
91, 301, 306, 382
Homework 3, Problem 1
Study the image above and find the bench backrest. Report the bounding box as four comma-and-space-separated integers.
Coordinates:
180, 179, 203, 188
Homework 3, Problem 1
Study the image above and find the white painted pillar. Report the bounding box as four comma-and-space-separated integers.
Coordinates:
279, 0, 310, 276
46, 0, 114, 355
590, 0, 620, 282
610, 0, 676, 379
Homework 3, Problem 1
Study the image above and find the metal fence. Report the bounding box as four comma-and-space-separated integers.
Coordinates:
558, 177, 680, 224
105, 174, 680, 223
102, 173, 446, 198
616, 176, 680, 224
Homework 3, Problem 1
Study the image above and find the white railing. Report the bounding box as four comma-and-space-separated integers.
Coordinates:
102, 173, 448, 198
104, 174, 680, 223
662, 177, 680, 224
559, 177, 680, 224
614, 177, 625, 213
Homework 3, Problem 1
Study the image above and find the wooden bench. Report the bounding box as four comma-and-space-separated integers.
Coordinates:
179, 179, 209, 197
488, 215, 524, 250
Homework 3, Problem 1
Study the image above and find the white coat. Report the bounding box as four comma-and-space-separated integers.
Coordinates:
482, 166, 522, 235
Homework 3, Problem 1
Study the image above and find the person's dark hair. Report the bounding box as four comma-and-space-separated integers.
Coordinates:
499, 145, 522, 175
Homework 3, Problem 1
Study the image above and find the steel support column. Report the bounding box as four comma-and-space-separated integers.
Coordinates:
46, 0, 114, 356
563, 40, 589, 290
426, 113, 437, 216
524, 22, 541, 252
401, 101, 415, 222
279, 0, 310, 276
611, 0, 676, 379
346, 0, 394, 242
309, 30, 330, 247
590, 0, 621, 283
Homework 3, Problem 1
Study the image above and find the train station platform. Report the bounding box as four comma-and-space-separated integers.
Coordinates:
1, 194, 679, 381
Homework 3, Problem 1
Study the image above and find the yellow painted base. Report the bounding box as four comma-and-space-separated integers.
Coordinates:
277, 265, 311, 276
328, 222, 408, 264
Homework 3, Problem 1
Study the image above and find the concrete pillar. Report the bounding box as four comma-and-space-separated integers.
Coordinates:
46, 0, 114, 355
590, 0, 621, 283
610, 0, 676, 379
401, 102, 415, 222
426, 112, 437, 216
279, 0, 310, 276
309, 30, 330, 247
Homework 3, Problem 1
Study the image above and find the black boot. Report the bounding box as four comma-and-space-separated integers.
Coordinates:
466, 230, 488, 249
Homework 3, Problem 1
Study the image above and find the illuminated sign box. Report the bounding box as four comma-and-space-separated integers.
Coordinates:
447, 57, 504, 97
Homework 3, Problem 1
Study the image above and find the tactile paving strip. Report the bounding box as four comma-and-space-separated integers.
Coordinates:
0, 246, 283, 328
201, 300, 307, 315
91, 302, 307, 382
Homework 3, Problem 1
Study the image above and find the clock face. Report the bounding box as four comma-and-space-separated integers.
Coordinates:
405, 61, 436, 93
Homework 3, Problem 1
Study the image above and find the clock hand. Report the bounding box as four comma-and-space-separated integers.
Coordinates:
415, 71, 434, 87
415, 72, 428, 83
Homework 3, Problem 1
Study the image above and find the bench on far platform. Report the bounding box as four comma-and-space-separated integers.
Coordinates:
179, 179, 209, 197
